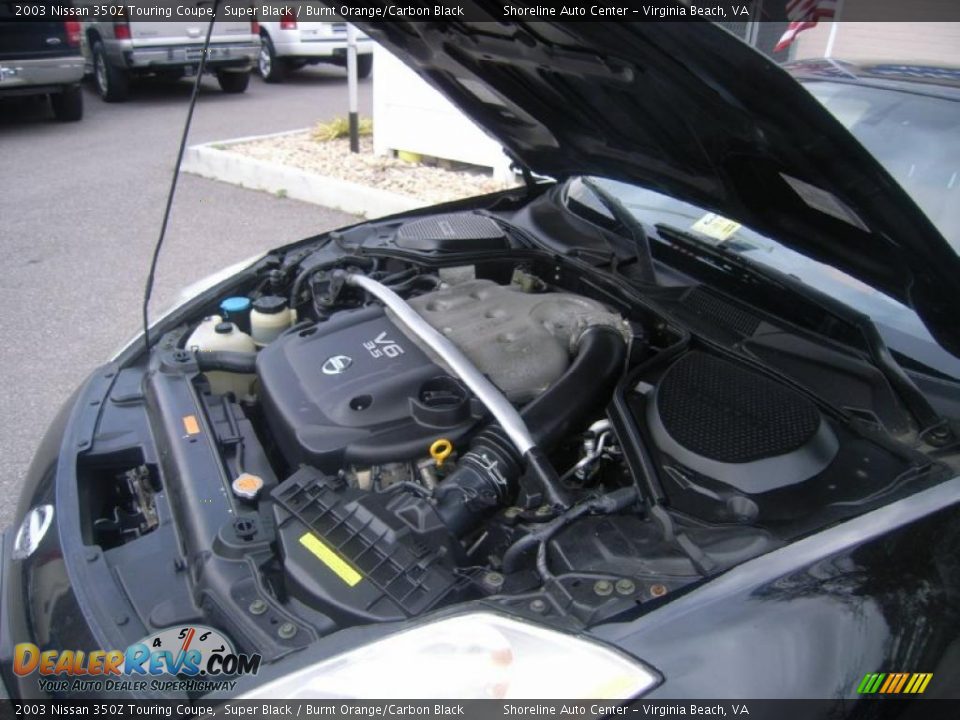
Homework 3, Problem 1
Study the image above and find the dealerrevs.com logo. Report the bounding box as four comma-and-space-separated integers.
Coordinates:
13, 625, 260, 694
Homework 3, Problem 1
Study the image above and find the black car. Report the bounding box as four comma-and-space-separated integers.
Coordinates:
3, 16, 960, 703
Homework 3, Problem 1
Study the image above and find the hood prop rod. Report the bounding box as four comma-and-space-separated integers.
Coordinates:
141, 0, 221, 350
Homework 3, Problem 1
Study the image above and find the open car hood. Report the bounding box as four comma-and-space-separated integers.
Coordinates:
355, 14, 960, 357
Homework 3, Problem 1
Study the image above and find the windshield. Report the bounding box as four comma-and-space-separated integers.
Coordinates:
570, 78, 960, 378
573, 176, 960, 380
801, 80, 960, 249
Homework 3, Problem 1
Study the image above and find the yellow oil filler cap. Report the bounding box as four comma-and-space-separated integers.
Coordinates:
429, 439, 453, 468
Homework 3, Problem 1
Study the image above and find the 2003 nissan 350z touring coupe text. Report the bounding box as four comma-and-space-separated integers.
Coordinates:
3, 12, 960, 704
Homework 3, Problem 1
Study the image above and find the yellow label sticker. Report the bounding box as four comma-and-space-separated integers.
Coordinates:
299, 533, 362, 587
691, 212, 742, 243
183, 415, 201, 435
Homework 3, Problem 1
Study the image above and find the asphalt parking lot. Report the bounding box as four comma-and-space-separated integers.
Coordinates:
0, 67, 370, 529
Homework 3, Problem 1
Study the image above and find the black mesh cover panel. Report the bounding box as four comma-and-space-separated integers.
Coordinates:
395, 213, 507, 251
657, 352, 820, 463
682, 287, 761, 337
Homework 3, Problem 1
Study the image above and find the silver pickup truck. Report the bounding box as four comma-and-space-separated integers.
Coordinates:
0, 17, 84, 121
81, 15, 259, 101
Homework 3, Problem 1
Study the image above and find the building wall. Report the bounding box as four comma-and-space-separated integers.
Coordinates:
371, 45, 513, 180
795, 14, 960, 65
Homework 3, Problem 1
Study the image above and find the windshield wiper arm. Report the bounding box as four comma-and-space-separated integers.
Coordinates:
581, 178, 657, 284
655, 223, 951, 442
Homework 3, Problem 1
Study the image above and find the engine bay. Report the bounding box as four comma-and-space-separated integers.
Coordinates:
80, 208, 948, 666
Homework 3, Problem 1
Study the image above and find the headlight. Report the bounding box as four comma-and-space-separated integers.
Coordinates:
11, 504, 54, 560
242, 612, 659, 699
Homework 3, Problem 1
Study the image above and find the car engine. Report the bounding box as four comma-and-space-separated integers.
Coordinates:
109, 211, 938, 661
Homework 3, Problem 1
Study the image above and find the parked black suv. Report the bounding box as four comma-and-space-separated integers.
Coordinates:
0, 13, 84, 122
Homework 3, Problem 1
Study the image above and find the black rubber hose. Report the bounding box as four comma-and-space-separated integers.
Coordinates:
503, 486, 639, 574
524, 326, 627, 448
436, 326, 627, 535
194, 351, 258, 374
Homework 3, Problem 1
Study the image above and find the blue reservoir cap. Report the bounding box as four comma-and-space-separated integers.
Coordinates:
220, 297, 252, 315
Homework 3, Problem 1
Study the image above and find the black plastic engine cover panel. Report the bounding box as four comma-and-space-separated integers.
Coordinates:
256, 305, 478, 471
623, 351, 922, 528
272, 467, 470, 624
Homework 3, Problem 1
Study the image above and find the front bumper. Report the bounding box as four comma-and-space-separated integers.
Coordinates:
124, 42, 258, 71
0, 55, 83, 96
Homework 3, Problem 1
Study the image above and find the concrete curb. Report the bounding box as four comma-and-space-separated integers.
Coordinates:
182, 130, 428, 218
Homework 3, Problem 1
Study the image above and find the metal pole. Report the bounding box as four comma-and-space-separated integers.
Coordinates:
744, 0, 761, 47
346, 23, 359, 153
824, 0, 845, 58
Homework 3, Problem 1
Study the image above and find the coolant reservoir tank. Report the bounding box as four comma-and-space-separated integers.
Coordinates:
185, 316, 257, 397
250, 295, 295, 347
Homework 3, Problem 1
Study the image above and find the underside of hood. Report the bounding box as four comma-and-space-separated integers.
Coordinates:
353, 13, 960, 357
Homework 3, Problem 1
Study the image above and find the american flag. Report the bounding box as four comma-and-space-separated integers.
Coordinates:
774, 0, 838, 53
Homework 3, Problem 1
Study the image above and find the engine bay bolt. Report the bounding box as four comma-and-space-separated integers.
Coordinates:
483, 572, 505, 589
650, 583, 668, 598
535, 504, 553, 517
529, 599, 547, 613
615, 579, 636, 596
278, 622, 297, 639
593, 580, 614, 596
927, 424, 953, 447
248, 599, 268, 616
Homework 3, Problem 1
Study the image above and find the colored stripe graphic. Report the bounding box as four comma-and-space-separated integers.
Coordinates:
893, 673, 909, 693
858, 672, 932, 694
879, 674, 896, 693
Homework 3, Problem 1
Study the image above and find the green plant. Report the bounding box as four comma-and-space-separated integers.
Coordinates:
312, 116, 373, 142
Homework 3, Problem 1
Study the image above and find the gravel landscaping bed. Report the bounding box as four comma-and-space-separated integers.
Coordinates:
223, 132, 517, 204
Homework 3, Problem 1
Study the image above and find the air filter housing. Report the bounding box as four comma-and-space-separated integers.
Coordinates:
643, 352, 838, 522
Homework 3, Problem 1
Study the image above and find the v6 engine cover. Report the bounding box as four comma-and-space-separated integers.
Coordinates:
256, 305, 477, 470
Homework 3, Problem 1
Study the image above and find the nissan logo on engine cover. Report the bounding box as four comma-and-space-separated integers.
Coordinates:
322, 355, 353, 375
